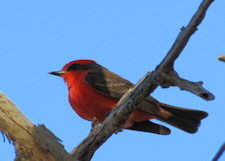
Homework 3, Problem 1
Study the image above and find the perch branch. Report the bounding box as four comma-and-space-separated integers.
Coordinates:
158, 0, 214, 71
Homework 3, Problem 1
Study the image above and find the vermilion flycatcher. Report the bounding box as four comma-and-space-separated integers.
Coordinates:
49, 60, 208, 135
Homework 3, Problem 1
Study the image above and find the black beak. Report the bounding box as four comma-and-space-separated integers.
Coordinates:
48, 71, 66, 76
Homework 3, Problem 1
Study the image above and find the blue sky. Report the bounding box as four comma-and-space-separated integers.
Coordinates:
0, 0, 225, 161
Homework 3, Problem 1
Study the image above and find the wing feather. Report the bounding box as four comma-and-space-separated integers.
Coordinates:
85, 66, 134, 100
85, 65, 162, 117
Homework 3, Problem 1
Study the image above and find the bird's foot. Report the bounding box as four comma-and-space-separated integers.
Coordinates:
104, 111, 111, 118
90, 117, 99, 134
114, 127, 123, 134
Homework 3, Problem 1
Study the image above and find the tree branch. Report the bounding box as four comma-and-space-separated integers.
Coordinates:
218, 55, 225, 62
158, 70, 214, 100
71, 72, 159, 161
0, 92, 77, 161
158, 0, 214, 71
71, 0, 215, 161
34, 125, 78, 161
213, 142, 225, 161
0, 92, 54, 161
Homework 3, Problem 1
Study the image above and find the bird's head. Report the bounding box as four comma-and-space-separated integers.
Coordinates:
49, 59, 98, 82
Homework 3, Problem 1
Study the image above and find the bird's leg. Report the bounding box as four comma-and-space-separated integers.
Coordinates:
90, 117, 99, 134
104, 111, 111, 118
114, 128, 123, 134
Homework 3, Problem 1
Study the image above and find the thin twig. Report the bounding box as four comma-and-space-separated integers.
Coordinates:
218, 55, 225, 62
213, 143, 225, 161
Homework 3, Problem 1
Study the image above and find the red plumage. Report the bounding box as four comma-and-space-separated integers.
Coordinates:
49, 59, 208, 135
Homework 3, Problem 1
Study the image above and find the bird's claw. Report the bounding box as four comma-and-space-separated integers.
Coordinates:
114, 127, 123, 134
104, 111, 111, 118
91, 117, 99, 133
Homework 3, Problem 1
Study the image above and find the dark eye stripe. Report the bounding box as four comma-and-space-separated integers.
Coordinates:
66, 62, 97, 71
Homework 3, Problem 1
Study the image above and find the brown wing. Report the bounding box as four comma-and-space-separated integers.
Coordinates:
85, 65, 161, 117
85, 64, 208, 133
85, 66, 134, 100
137, 96, 162, 117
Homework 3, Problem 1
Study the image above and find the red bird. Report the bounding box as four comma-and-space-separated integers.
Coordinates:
49, 59, 208, 135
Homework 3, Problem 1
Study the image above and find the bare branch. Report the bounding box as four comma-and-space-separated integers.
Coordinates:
158, 70, 214, 100
218, 55, 225, 62
0, 92, 55, 161
155, 0, 215, 100
213, 142, 225, 161
34, 125, 77, 161
71, 1, 215, 160
0, 92, 76, 161
158, 0, 214, 71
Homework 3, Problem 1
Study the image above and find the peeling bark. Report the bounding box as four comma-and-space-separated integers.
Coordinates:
0, 92, 55, 161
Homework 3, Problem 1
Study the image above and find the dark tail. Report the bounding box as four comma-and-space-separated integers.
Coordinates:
159, 103, 208, 133
128, 120, 171, 135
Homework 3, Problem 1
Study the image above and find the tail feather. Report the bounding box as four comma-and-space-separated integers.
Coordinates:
159, 103, 208, 133
127, 121, 171, 135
